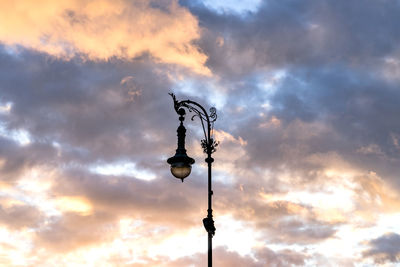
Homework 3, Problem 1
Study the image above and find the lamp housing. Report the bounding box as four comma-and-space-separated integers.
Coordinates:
167, 110, 195, 182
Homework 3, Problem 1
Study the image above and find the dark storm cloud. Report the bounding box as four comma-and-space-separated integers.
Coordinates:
363, 232, 400, 264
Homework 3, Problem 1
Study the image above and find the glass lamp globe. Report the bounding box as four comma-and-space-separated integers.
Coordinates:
170, 162, 192, 181
167, 154, 195, 182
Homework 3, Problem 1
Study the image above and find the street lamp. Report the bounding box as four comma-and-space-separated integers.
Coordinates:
167, 93, 218, 267
167, 107, 195, 182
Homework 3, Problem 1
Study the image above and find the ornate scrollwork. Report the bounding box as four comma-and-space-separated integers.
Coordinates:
169, 93, 218, 155
209, 107, 217, 122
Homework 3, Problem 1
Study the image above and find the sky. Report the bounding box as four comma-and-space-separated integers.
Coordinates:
1, 0, 400, 266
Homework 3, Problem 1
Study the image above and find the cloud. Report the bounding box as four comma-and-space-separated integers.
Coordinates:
35, 211, 117, 252
363, 233, 400, 264
52, 169, 204, 226
266, 67, 400, 183
124, 246, 306, 267
0, 196, 43, 229
0, 0, 210, 75
0, 46, 180, 165
179, 0, 400, 85
1, 0, 400, 265
201, 65, 400, 194
215, 184, 338, 245
29, 167, 210, 253
0, 136, 57, 183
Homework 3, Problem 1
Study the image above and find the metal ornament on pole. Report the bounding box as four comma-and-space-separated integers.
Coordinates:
167, 93, 218, 267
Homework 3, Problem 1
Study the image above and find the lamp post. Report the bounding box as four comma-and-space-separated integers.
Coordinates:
167, 93, 218, 267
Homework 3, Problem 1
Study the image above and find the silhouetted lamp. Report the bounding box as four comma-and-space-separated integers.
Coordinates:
167, 108, 195, 182
167, 93, 218, 267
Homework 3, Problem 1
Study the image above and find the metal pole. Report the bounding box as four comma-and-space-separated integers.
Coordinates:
206, 113, 214, 267
206, 153, 214, 267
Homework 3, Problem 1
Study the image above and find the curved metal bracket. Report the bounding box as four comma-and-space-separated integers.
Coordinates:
169, 93, 218, 155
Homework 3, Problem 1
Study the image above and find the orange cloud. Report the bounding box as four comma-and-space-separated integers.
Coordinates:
56, 196, 93, 216
0, 0, 210, 75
